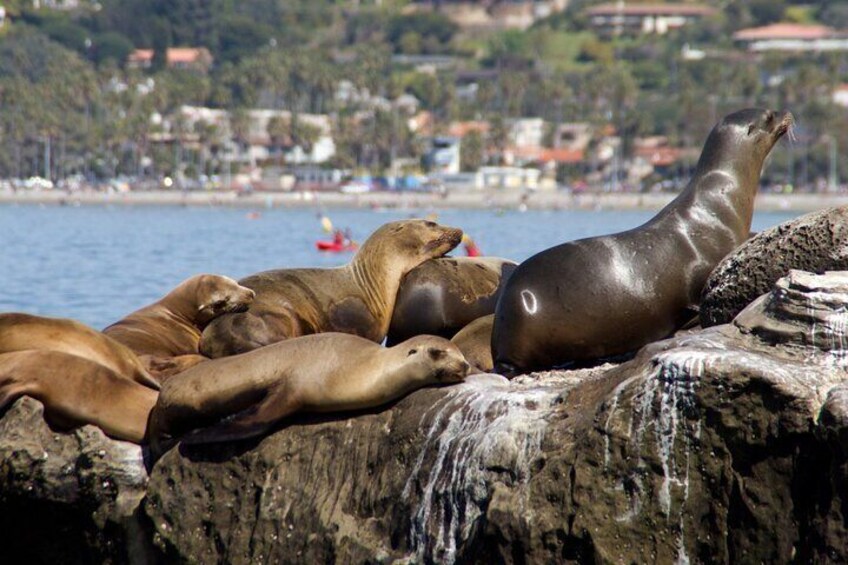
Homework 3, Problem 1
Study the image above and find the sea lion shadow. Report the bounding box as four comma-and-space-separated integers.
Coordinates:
166, 384, 456, 465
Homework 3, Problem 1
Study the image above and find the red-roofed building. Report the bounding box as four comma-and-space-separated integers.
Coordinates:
127, 47, 214, 72
539, 148, 585, 165
586, 2, 716, 36
447, 121, 491, 138
733, 23, 848, 52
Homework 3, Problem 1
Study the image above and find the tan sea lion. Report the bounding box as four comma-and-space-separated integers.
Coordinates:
493, 108, 793, 375
103, 274, 255, 378
149, 333, 470, 451
0, 350, 158, 443
199, 219, 463, 358
386, 257, 517, 346
0, 313, 160, 390
451, 314, 495, 373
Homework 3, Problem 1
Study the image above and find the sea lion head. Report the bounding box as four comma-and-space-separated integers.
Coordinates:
698, 108, 793, 176
193, 274, 256, 327
395, 335, 470, 384
363, 219, 463, 265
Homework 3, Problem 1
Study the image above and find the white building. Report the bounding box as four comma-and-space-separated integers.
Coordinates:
175, 106, 336, 167
586, 2, 716, 36
733, 23, 848, 52
424, 137, 461, 174
510, 118, 546, 149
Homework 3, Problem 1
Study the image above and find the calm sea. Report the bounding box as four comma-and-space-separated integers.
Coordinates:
0, 204, 799, 329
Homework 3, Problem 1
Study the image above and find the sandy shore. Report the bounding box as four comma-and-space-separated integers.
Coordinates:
0, 188, 842, 213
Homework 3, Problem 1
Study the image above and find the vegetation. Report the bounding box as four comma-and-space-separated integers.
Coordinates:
0, 0, 846, 188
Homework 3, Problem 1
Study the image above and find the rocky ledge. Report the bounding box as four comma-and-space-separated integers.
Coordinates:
3, 270, 848, 563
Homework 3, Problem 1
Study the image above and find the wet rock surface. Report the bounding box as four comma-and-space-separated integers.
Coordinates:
701, 206, 848, 327
0, 397, 156, 564
4, 271, 848, 563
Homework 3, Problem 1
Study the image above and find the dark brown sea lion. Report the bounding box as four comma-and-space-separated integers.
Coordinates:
149, 333, 470, 452
199, 219, 463, 358
0, 350, 158, 443
0, 313, 160, 389
386, 257, 516, 346
451, 314, 495, 372
103, 274, 255, 379
492, 108, 793, 375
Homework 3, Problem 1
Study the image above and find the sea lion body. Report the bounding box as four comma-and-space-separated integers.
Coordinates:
149, 333, 470, 450
493, 108, 793, 374
104, 274, 254, 378
386, 257, 516, 345
200, 220, 463, 358
451, 314, 495, 372
104, 274, 255, 357
0, 350, 158, 443
0, 313, 160, 390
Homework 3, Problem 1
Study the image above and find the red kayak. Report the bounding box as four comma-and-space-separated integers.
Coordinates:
316, 240, 358, 252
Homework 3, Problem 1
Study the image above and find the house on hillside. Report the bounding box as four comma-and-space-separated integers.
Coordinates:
410, 1, 568, 31
0, 6, 5, 27
32, 0, 81, 9
585, 2, 716, 36
732, 23, 848, 52
127, 48, 214, 72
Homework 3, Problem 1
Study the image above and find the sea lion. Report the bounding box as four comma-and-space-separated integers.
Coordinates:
451, 314, 495, 372
103, 274, 255, 378
199, 219, 463, 358
0, 350, 158, 443
492, 108, 793, 375
0, 313, 160, 390
386, 257, 517, 346
149, 333, 470, 452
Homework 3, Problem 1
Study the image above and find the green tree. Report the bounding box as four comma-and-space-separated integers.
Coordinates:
460, 130, 484, 171
93, 32, 134, 67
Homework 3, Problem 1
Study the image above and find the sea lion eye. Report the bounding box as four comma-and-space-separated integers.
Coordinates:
425, 221, 437, 228
428, 347, 445, 359
408, 348, 418, 356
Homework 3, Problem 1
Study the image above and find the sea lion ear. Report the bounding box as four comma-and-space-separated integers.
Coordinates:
747, 123, 756, 135
407, 348, 418, 356
428, 347, 446, 360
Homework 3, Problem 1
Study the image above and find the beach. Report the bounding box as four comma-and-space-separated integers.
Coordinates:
0, 187, 842, 213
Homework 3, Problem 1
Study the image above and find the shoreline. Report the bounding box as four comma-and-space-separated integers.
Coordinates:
0, 188, 841, 213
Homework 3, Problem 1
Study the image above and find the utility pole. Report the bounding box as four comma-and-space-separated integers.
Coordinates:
829, 136, 838, 192
43, 135, 51, 181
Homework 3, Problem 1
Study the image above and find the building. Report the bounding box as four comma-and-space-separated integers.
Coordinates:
127, 47, 215, 72
424, 137, 462, 174
410, 1, 568, 31
170, 106, 336, 169
479, 166, 541, 190
833, 84, 848, 108
732, 23, 848, 52
0, 6, 5, 27
586, 2, 716, 36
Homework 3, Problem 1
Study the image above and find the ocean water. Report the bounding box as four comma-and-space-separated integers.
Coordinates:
0, 204, 798, 329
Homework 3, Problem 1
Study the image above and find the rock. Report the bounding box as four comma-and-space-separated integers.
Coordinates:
0, 397, 156, 564
701, 206, 848, 327
5, 271, 848, 563
734, 269, 848, 352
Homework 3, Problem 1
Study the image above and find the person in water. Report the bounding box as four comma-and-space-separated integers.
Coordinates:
462, 234, 481, 257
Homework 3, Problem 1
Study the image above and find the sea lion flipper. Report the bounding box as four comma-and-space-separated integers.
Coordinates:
180, 395, 288, 445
